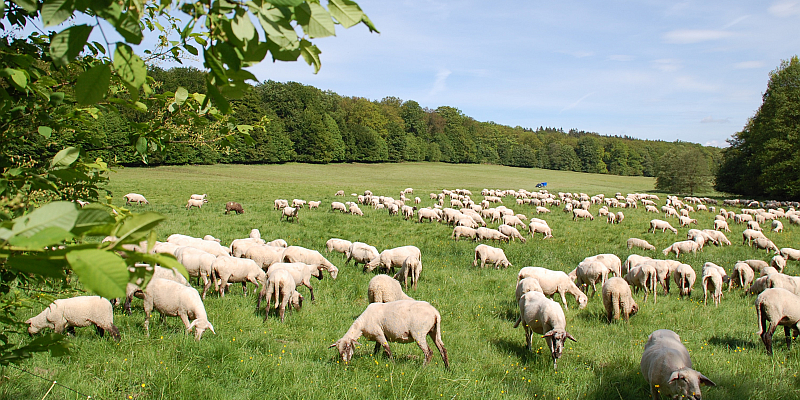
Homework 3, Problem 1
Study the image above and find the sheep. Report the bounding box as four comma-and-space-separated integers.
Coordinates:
417, 208, 441, 223
602, 277, 638, 322
401, 205, 416, 220
124, 193, 149, 205
209, 256, 265, 298
329, 300, 449, 368
265, 262, 317, 301
751, 236, 779, 253
687, 229, 714, 248
574, 260, 609, 297
225, 201, 244, 214
230, 238, 267, 258
326, 238, 353, 256
475, 227, 510, 242
756, 288, 800, 355
572, 209, 594, 221
502, 214, 526, 229
186, 198, 205, 209
606, 213, 617, 224
702, 229, 732, 246
747, 220, 762, 231
583, 254, 622, 277
748, 276, 771, 296
175, 246, 216, 290
349, 203, 364, 216
714, 219, 731, 232
624, 254, 652, 275
742, 229, 766, 245
368, 274, 414, 303
536, 206, 551, 214
625, 264, 658, 304
335, 190, 345, 196
451, 226, 478, 241
123, 264, 190, 314
640, 329, 716, 400
331, 201, 347, 213
345, 242, 379, 269
616, 211, 625, 223
243, 244, 285, 271
646, 205, 659, 213
673, 263, 696, 298
473, 244, 512, 269
365, 246, 422, 274
142, 278, 215, 340
742, 259, 770, 274
273, 199, 289, 210
26, 296, 120, 341
282, 246, 339, 279
202, 235, 220, 242
256, 268, 303, 322
517, 267, 588, 310
649, 219, 677, 234
495, 224, 525, 243
772, 220, 784, 233
702, 263, 724, 306
394, 255, 423, 290
515, 277, 544, 302
291, 199, 307, 208
729, 262, 755, 292
513, 291, 577, 369
308, 201, 321, 209
763, 273, 800, 296
662, 240, 700, 258
281, 206, 299, 222
528, 222, 554, 239
627, 238, 656, 251
780, 247, 800, 261
678, 216, 697, 227
771, 255, 787, 273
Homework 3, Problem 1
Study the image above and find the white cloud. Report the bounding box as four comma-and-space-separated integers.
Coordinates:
734, 61, 765, 69
700, 116, 730, 124
428, 69, 451, 97
561, 92, 594, 112
608, 55, 635, 62
652, 59, 682, 73
663, 30, 734, 44
704, 140, 727, 147
768, 1, 800, 16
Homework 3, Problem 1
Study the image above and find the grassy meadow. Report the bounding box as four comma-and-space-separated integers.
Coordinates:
3, 162, 799, 400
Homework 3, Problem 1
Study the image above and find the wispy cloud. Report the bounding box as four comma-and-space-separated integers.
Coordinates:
652, 59, 682, 73
428, 69, 451, 97
722, 15, 750, 29
663, 29, 734, 44
561, 92, 594, 112
607, 55, 635, 62
704, 140, 728, 147
701, 116, 730, 124
768, 0, 800, 16
734, 61, 765, 69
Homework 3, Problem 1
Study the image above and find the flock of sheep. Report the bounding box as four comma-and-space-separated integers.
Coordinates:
34, 187, 800, 399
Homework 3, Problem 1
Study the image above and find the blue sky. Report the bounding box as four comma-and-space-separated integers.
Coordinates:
240, 0, 800, 147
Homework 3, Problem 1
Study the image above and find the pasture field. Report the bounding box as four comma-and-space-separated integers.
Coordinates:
4, 162, 799, 400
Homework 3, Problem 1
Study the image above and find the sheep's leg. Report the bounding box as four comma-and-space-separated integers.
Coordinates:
785, 326, 793, 350
263, 285, 274, 322
762, 322, 777, 355
559, 291, 569, 310
95, 325, 105, 337
524, 325, 532, 351
416, 337, 433, 366
202, 279, 212, 299
307, 286, 315, 302
241, 281, 248, 296
377, 337, 393, 360
373, 341, 382, 356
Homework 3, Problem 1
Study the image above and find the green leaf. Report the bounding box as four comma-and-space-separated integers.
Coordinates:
37, 126, 52, 138
115, 13, 143, 44
328, 0, 366, 28
114, 212, 165, 244
66, 249, 128, 298
5, 255, 66, 279
184, 44, 198, 56
231, 10, 256, 43
11, 202, 79, 239
135, 136, 147, 155
42, 0, 74, 26
113, 44, 146, 89
75, 63, 111, 105
205, 81, 232, 114
49, 146, 80, 169
174, 87, 188, 105
72, 207, 115, 236
296, 2, 336, 39
267, 0, 302, 5
11, 0, 37, 13
8, 226, 74, 249
1, 68, 28, 90
126, 253, 189, 281
203, 48, 228, 82
217, 42, 241, 72
50, 25, 93, 67
299, 39, 322, 73
48, 92, 65, 106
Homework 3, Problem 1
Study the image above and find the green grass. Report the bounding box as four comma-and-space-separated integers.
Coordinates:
3, 162, 797, 400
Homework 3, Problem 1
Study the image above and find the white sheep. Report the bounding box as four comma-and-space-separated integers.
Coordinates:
742, 228, 766, 245
282, 246, 339, 279
528, 222, 554, 239
124, 193, 149, 205
515, 277, 543, 302
497, 224, 527, 243
729, 262, 755, 292
640, 329, 715, 400
273, 199, 289, 209
714, 219, 731, 232
753, 236, 780, 253
265, 262, 318, 301
26, 296, 120, 341
175, 246, 216, 291
772, 220, 784, 233
661, 240, 700, 258
756, 288, 800, 355
266, 239, 288, 248
451, 226, 478, 241
572, 209, 594, 221
517, 267, 588, 310
702, 263, 724, 306
123, 264, 190, 314
367, 274, 414, 303
417, 208, 441, 223
329, 300, 449, 368
257, 268, 303, 322
602, 277, 638, 322
365, 245, 422, 274
763, 273, 800, 296
326, 238, 353, 256
291, 199, 307, 208
345, 242, 380, 269
771, 255, 787, 273
513, 291, 577, 369
308, 201, 322, 209
627, 238, 655, 251
702, 229, 732, 246
186, 199, 205, 209
243, 244, 285, 271
673, 263, 696, 298
394, 255, 423, 290
583, 254, 622, 277
331, 201, 347, 213
616, 211, 625, 223
624, 254, 652, 275
209, 256, 265, 297
143, 278, 215, 340
473, 244, 512, 269
625, 264, 658, 304
230, 237, 267, 258
780, 247, 800, 261
574, 260, 609, 297
475, 227, 510, 242
649, 219, 677, 234
281, 206, 299, 222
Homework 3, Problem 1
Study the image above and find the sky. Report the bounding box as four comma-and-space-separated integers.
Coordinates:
236, 0, 800, 147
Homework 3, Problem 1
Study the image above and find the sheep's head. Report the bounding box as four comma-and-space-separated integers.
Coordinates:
25, 318, 40, 335
188, 319, 216, 340
329, 338, 361, 363
543, 329, 577, 369
630, 301, 639, 316
291, 292, 304, 311
327, 265, 339, 280
576, 293, 588, 309
666, 368, 715, 400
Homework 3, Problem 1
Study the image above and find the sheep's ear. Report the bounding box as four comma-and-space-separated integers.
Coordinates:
668, 371, 683, 383
329, 340, 340, 349
698, 374, 716, 387
188, 319, 197, 332
565, 332, 577, 342
208, 322, 216, 334
543, 330, 556, 338
352, 340, 362, 347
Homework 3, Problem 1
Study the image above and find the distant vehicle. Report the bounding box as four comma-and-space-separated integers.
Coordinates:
536, 182, 548, 188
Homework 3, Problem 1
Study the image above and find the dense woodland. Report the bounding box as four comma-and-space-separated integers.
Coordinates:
19, 66, 721, 181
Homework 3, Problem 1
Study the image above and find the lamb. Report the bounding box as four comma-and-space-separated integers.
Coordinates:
627, 238, 656, 251
26, 296, 120, 341
513, 291, 577, 369
291, 199, 307, 208
640, 329, 715, 400
281, 206, 299, 222
572, 209, 594, 221
225, 201, 244, 214
367, 274, 414, 303
473, 244, 512, 269
124, 193, 149, 205
756, 288, 800, 355
345, 242, 380, 268
186, 198, 205, 209
662, 240, 700, 258
394, 255, 423, 290
142, 278, 215, 340
365, 246, 422, 274
780, 247, 800, 261
451, 226, 478, 241
753, 237, 780, 253
602, 277, 638, 322
673, 263, 696, 298
349, 203, 364, 216
517, 267, 588, 310
702, 263, 724, 306
515, 277, 544, 301
265, 262, 317, 301
616, 211, 625, 223
326, 238, 353, 256
772, 220, 784, 233
329, 300, 449, 368
308, 201, 321, 209
256, 268, 303, 322
331, 201, 347, 213
335, 190, 345, 196
282, 246, 339, 279
729, 262, 755, 292
714, 219, 731, 232
528, 222, 554, 239
625, 264, 658, 304
475, 227, 510, 242
649, 219, 678, 234
498, 224, 527, 243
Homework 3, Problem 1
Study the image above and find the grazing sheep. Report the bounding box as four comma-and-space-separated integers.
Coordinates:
123, 265, 190, 314
349, 203, 364, 216
662, 240, 700, 258
772, 220, 784, 233
517, 267, 588, 310
574, 261, 609, 297
640, 329, 716, 400
583, 254, 622, 277
329, 300, 449, 368
210, 256, 265, 297
753, 237, 779, 253
742, 259, 770, 274
515, 277, 544, 301
747, 220, 762, 232
273, 199, 289, 210
649, 219, 678, 234
335, 190, 345, 196
572, 209, 594, 221
265, 262, 317, 301
365, 246, 422, 274
308, 201, 321, 209
702, 263, 724, 306
502, 214, 526, 229
473, 244, 512, 269
702, 229, 732, 246
616, 211, 625, 223
291, 199, 307, 208
257, 268, 303, 322
475, 227, 510, 242
124, 193, 149, 205
763, 273, 800, 296
418, 208, 441, 223
756, 288, 800, 355
282, 246, 339, 279
243, 244, 285, 271
627, 238, 656, 251
345, 242, 380, 269
781, 247, 800, 261
368, 274, 414, 303
143, 278, 215, 340
230, 238, 267, 258
326, 238, 353, 256
714, 219, 731, 232
624, 254, 652, 275
528, 222, 554, 239
513, 291, 577, 369
281, 206, 299, 222
451, 226, 478, 241
394, 255, 423, 290
771, 255, 787, 273
26, 296, 120, 341
602, 277, 638, 322
331, 201, 347, 213
498, 224, 527, 243
225, 201, 244, 214
742, 229, 766, 245
175, 246, 216, 291
186, 199, 205, 209
673, 263, 696, 298
678, 216, 698, 227
729, 262, 755, 292
625, 264, 658, 304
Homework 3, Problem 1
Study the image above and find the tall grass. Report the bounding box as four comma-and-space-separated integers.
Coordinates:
2, 162, 796, 400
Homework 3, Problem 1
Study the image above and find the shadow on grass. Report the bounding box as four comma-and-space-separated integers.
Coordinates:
583, 357, 649, 400
708, 335, 759, 350
489, 337, 552, 367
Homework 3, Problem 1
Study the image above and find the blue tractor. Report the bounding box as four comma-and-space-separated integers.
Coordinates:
536, 182, 548, 188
